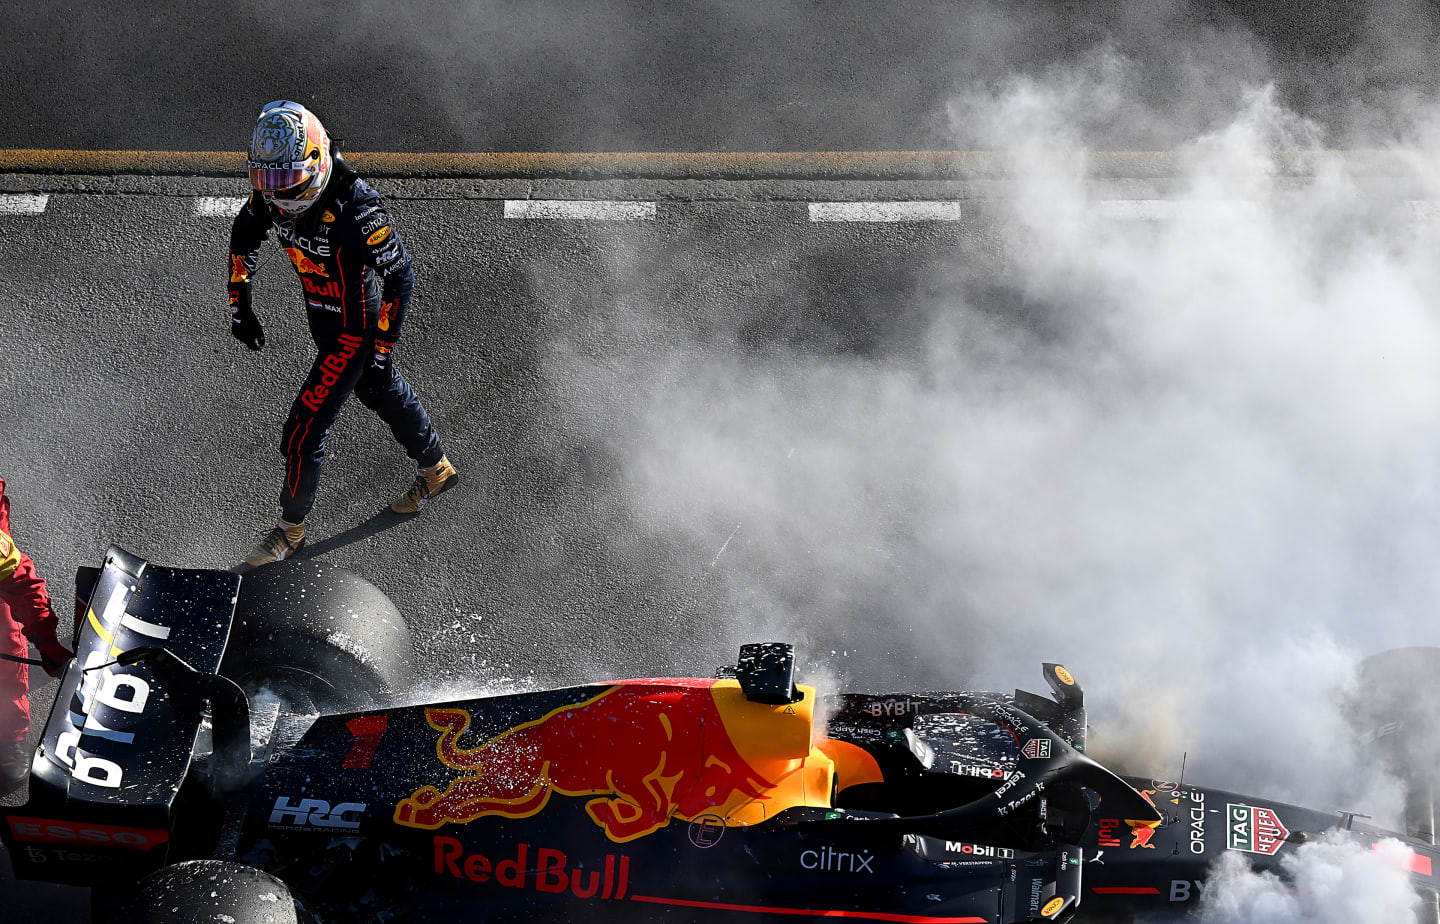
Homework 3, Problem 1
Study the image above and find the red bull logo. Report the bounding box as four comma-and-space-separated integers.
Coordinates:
300, 333, 363, 411
394, 682, 779, 843
379, 299, 396, 332
1128, 819, 1159, 849
434, 838, 631, 899
229, 254, 250, 284
285, 247, 330, 277
1099, 814, 1160, 849
302, 276, 341, 300
1125, 788, 1162, 848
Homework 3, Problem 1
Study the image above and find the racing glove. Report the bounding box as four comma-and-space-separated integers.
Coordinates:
229, 284, 265, 351
371, 338, 395, 373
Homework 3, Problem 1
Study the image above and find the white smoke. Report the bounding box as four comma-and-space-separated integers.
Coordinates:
1198, 834, 1419, 924
544, 27, 1440, 831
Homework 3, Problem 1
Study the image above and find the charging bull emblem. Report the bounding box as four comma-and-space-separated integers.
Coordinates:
1128, 819, 1160, 848
1128, 788, 1161, 848
394, 683, 776, 843
285, 247, 329, 277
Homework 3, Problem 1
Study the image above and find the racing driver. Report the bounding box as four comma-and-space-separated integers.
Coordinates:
228, 100, 457, 567
0, 477, 73, 795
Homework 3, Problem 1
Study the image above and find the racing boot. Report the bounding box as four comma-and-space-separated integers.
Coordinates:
391, 455, 458, 514
243, 518, 306, 567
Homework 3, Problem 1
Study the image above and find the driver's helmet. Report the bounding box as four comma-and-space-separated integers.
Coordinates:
246, 100, 333, 217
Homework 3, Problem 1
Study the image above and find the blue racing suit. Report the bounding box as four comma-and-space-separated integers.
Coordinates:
228, 157, 444, 522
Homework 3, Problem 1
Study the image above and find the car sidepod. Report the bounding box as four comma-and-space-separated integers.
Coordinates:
234, 676, 1084, 922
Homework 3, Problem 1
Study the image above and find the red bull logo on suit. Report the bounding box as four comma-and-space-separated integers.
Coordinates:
300, 334, 363, 411
285, 247, 330, 277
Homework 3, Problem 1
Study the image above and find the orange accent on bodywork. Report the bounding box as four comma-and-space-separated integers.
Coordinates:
817, 737, 886, 793
709, 680, 834, 824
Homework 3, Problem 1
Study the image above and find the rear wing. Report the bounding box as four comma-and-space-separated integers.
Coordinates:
2, 547, 238, 879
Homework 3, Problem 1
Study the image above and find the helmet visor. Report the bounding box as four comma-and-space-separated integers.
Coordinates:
249, 164, 311, 194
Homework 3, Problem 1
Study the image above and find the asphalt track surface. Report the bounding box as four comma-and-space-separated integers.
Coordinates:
2, 1, 1434, 916
0, 167, 1037, 916
0, 152, 1430, 723
0, 170, 1014, 686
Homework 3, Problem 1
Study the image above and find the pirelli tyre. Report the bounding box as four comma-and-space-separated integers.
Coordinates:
105, 859, 316, 923
220, 560, 415, 712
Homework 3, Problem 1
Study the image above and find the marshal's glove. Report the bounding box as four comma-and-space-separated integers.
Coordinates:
35, 633, 73, 680
229, 284, 265, 351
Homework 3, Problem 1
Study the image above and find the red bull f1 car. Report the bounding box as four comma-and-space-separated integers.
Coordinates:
2, 548, 1438, 923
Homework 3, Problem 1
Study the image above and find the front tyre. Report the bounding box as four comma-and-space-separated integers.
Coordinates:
103, 859, 315, 923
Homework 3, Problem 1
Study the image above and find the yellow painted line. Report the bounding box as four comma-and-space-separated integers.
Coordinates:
85, 606, 127, 657
0, 148, 1422, 180
86, 606, 112, 643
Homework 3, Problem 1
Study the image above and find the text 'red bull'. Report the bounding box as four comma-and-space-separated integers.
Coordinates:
1098, 815, 1159, 849
301, 334, 363, 411
434, 838, 630, 899
394, 682, 775, 842
302, 276, 341, 299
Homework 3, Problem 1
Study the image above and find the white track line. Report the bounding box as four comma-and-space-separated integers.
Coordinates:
808, 201, 962, 222
504, 200, 655, 220
0, 194, 48, 215
195, 197, 247, 217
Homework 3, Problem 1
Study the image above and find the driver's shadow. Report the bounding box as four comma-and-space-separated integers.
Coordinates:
233, 508, 408, 573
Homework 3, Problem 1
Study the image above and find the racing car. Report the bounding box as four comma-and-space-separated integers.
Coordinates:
1, 547, 1438, 923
